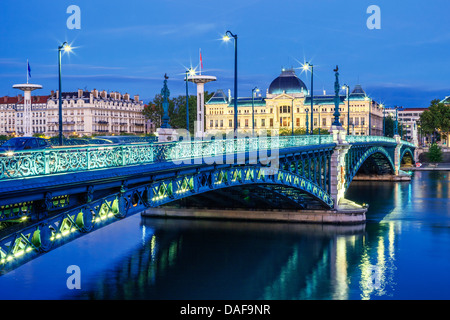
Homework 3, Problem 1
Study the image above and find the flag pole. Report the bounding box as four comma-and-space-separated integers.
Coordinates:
27, 59, 29, 84
199, 48, 202, 75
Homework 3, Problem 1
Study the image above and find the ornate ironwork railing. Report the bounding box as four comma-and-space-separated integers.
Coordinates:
0, 135, 334, 181
0, 134, 412, 181
347, 135, 415, 148
346, 135, 396, 144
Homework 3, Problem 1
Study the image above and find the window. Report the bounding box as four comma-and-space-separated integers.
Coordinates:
229, 119, 232, 127
322, 118, 326, 126
296, 118, 300, 126
261, 119, 265, 127
245, 119, 249, 127
270, 119, 273, 127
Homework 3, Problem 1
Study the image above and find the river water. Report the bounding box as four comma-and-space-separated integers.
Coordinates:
0, 171, 449, 300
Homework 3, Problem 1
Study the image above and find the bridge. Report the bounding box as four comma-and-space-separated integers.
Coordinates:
0, 132, 415, 274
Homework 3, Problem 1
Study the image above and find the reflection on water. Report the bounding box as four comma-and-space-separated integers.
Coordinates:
1, 171, 449, 300
71, 220, 367, 300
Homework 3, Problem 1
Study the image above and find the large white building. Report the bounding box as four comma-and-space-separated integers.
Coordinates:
0, 89, 146, 137
205, 69, 384, 136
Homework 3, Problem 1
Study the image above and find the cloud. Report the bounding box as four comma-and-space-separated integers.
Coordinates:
97, 22, 217, 38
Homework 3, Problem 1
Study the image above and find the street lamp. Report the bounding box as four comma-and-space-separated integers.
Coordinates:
223, 31, 238, 136
394, 106, 399, 136
251, 87, 259, 136
185, 68, 196, 134
342, 84, 350, 135
381, 104, 385, 136
58, 42, 72, 146
302, 62, 314, 134
305, 108, 309, 135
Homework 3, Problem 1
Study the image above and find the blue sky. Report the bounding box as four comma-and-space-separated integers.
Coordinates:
1, 0, 449, 107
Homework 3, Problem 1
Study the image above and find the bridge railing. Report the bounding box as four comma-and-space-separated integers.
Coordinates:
167, 135, 334, 162
346, 136, 396, 144
347, 135, 416, 148
0, 135, 335, 181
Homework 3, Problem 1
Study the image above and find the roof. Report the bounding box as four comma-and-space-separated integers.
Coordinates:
304, 95, 345, 105
206, 89, 228, 105
0, 95, 49, 105
348, 84, 370, 101
228, 97, 266, 107
268, 69, 308, 95
441, 96, 450, 104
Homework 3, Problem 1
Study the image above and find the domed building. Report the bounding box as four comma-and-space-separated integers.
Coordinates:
267, 68, 308, 96
205, 68, 384, 136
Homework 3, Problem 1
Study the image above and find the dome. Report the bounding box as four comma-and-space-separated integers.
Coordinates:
268, 69, 308, 95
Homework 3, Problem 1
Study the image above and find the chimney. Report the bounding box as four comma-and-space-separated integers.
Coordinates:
134, 95, 139, 102
228, 89, 231, 103
101, 90, 107, 98
323, 89, 326, 95
56, 91, 59, 99
124, 93, 129, 101
78, 89, 83, 98
92, 89, 98, 98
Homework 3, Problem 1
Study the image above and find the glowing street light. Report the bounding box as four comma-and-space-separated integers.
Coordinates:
342, 84, 350, 135
251, 87, 259, 136
58, 42, 72, 146
302, 62, 314, 134
185, 68, 196, 133
223, 30, 238, 135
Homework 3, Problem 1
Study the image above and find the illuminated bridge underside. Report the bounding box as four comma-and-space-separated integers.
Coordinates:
0, 136, 415, 273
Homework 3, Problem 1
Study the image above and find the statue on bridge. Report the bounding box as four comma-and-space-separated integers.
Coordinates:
157, 74, 179, 142
161, 74, 171, 129
332, 66, 342, 127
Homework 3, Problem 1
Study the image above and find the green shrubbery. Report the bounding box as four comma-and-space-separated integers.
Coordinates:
427, 143, 443, 163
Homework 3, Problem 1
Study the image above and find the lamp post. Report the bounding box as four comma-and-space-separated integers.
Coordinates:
381, 104, 385, 136
369, 101, 372, 136
185, 68, 196, 134
223, 31, 238, 136
342, 84, 350, 135
394, 106, 399, 136
58, 42, 72, 146
251, 87, 259, 136
302, 62, 314, 134
291, 98, 294, 136
305, 108, 309, 135
185, 70, 189, 133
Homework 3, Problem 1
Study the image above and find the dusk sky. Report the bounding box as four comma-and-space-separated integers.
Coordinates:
1, 0, 449, 108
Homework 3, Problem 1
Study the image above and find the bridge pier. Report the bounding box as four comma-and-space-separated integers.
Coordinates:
393, 135, 402, 176
142, 206, 367, 224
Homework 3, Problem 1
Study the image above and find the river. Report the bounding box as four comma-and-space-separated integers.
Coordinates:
0, 171, 449, 300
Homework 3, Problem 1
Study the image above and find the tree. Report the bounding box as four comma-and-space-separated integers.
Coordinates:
419, 99, 450, 145
383, 114, 404, 138
428, 143, 443, 163
142, 91, 214, 134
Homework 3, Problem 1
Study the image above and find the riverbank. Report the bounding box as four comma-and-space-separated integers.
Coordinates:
402, 163, 450, 171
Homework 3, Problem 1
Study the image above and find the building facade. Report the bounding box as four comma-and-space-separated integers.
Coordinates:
0, 95, 49, 136
0, 89, 146, 137
205, 69, 384, 136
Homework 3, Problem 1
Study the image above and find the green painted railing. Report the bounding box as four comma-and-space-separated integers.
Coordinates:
0, 134, 413, 181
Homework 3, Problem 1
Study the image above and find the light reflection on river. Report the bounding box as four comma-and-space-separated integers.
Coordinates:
0, 171, 449, 300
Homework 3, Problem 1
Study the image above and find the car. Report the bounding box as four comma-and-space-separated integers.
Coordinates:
0, 137, 52, 154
